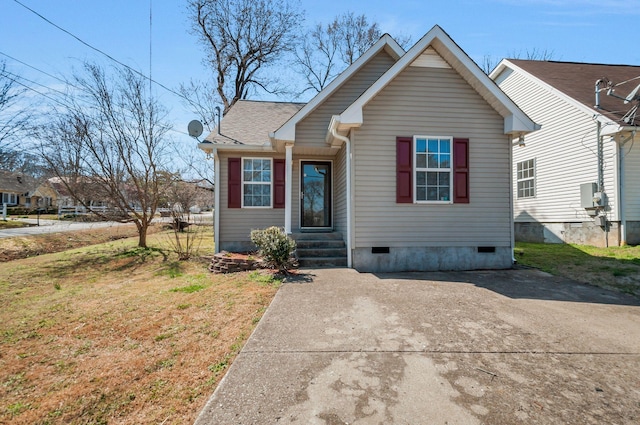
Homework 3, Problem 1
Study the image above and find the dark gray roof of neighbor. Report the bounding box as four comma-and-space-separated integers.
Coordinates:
203, 100, 305, 146
0, 170, 38, 194
509, 60, 640, 126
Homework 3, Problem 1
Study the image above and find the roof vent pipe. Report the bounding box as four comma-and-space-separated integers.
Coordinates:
215, 106, 221, 135
595, 79, 603, 109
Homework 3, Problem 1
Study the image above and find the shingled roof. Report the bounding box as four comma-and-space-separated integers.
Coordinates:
203, 100, 305, 146
0, 170, 38, 194
508, 60, 640, 126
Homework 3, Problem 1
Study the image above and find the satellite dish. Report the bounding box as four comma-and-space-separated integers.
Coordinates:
624, 83, 640, 104
188, 120, 204, 138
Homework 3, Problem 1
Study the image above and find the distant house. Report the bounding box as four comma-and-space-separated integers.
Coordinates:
199, 25, 538, 272
491, 60, 640, 246
48, 176, 110, 209
0, 170, 57, 209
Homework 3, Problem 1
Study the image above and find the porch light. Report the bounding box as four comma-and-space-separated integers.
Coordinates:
518, 133, 525, 147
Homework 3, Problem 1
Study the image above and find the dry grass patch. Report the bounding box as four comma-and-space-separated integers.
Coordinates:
0, 233, 280, 424
0, 223, 166, 262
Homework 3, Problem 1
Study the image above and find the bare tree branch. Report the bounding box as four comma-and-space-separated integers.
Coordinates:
39, 62, 172, 248
0, 60, 33, 169
294, 12, 412, 95
188, 0, 303, 114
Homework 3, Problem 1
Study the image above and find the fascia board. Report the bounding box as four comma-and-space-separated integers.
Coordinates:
273, 34, 405, 141
198, 142, 274, 153
495, 60, 610, 126
340, 26, 537, 133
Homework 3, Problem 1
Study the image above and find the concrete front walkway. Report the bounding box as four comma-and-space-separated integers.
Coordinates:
195, 268, 640, 425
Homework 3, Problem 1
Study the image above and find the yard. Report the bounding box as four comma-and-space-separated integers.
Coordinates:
0, 229, 280, 424
515, 242, 640, 296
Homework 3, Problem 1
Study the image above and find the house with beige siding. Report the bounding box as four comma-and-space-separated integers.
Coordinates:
491, 60, 640, 247
199, 25, 538, 272
0, 170, 57, 210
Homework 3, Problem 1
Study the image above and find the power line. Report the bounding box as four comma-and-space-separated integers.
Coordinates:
4, 73, 70, 109
0, 50, 77, 89
12, 0, 202, 112
3, 69, 68, 98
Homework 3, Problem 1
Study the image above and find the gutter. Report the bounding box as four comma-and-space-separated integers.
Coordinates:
198, 142, 274, 153
329, 116, 353, 268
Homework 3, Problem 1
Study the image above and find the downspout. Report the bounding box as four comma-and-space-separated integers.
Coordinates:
619, 139, 626, 246
330, 126, 353, 268
213, 148, 221, 254
596, 120, 608, 247
509, 135, 516, 264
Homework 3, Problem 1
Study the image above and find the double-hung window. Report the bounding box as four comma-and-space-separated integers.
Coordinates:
242, 158, 272, 207
414, 136, 452, 203
516, 158, 535, 198
1, 193, 17, 205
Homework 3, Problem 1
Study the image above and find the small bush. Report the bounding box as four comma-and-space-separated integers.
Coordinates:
250, 227, 296, 272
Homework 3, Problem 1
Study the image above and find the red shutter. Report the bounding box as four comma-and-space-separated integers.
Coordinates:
396, 137, 413, 203
273, 159, 285, 208
228, 157, 241, 208
453, 138, 470, 204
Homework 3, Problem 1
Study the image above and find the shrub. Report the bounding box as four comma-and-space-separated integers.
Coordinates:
250, 226, 296, 272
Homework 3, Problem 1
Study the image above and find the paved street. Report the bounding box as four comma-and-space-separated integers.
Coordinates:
0, 213, 213, 239
0, 218, 132, 238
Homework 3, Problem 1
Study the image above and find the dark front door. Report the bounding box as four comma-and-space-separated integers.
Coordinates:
301, 161, 331, 228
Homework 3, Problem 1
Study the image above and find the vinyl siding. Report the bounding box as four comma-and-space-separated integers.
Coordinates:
218, 152, 285, 244
296, 51, 396, 147
333, 144, 347, 234
624, 142, 640, 220
497, 70, 618, 223
353, 65, 511, 247
218, 152, 337, 245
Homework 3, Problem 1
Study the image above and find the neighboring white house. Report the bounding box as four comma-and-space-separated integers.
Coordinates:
491, 60, 640, 246
199, 26, 538, 272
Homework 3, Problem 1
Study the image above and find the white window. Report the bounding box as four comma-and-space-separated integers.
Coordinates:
414, 136, 452, 203
1, 193, 17, 205
242, 158, 272, 207
517, 159, 535, 198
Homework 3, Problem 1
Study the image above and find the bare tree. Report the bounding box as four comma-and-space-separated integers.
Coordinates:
188, 0, 303, 114
178, 78, 220, 132
40, 62, 171, 248
295, 12, 412, 95
481, 48, 556, 74
0, 60, 32, 169
162, 176, 209, 260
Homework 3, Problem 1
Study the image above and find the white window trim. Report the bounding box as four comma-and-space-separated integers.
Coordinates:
1, 193, 18, 205
413, 135, 453, 204
241, 157, 273, 209
516, 158, 536, 199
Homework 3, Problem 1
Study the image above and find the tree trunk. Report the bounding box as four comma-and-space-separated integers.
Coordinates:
137, 222, 147, 248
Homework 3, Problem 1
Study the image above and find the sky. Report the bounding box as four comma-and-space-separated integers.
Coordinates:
1, 0, 639, 154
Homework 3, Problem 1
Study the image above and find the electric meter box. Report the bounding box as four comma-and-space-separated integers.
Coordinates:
580, 183, 598, 209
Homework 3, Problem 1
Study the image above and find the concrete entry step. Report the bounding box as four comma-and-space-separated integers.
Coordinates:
290, 232, 345, 240
297, 256, 348, 268
291, 232, 347, 268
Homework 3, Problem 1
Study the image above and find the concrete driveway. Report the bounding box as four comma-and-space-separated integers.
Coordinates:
195, 268, 640, 425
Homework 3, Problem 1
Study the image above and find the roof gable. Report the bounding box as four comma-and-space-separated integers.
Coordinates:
272, 34, 405, 142
337, 25, 538, 136
204, 100, 304, 146
491, 59, 640, 127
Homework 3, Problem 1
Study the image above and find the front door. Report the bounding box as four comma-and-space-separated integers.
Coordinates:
301, 161, 332, 228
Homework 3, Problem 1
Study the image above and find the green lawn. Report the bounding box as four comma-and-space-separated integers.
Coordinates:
515, 242, 640, 296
